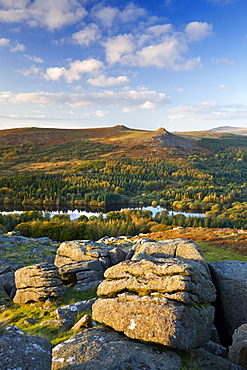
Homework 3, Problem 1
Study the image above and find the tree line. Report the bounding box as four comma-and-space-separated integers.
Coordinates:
1, 209, 246, 242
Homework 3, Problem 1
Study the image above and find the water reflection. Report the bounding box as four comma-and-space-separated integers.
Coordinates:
0, 205, 205, 220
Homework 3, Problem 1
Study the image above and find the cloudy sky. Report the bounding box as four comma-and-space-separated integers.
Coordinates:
0, 0, 246, 132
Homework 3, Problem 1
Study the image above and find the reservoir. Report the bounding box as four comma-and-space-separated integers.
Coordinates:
0, 205, 205, 220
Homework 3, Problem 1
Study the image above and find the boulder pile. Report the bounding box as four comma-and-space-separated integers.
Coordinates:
13, 262, 66, 304
93, 238, 216, 349
54, 240, 127, 290
209, 261, 247, 346
1, 232, 247, 369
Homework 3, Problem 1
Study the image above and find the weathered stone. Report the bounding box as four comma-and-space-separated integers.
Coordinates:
52, 326, 181, 370
229, 323, 247, 369
202, 340, 227, 358
0, 326, 52, 370
109, 247, 126, 265
186, 348, 244, 370
133, 238, 206, 263
98, 257, 216, 304
71, 314, 92, 331
54, 298, 97, 322
210, 325, 220, 344
93, 239, 216, 350
13, 263, 66, 304
58, 259, 104, 287
54, 240, 112, 267
23, 318, 41, 325
0, 265, 15, 297
76, 269, 104, 284
209, 261, 247, 345
74, 280, 102, 291
93, 293, 215, 349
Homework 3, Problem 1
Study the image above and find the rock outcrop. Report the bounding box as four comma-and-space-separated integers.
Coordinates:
209, 261, 247, 346
13, 262, 66, 304
55, 297, 97, 324
52, 326, 181, 370
54, 240, 126, 289
0, 265, 15, 301
93, 238, 216, 349
0, 326, 52, 370
229, 323, 247, 369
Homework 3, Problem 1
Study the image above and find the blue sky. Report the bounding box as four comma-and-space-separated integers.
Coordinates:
0, 0, 246, 132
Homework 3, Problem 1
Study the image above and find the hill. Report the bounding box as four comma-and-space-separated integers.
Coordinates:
2, 124, 247, 176
208, 126, 247, 135
0, 126, 202, 175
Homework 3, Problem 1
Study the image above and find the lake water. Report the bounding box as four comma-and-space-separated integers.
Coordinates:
0, 205, 205, 220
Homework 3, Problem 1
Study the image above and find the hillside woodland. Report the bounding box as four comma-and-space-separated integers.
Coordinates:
1, 126, 247, 239
1, 126, 247, 369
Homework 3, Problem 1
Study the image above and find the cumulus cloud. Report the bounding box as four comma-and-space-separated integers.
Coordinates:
103, 21, 213, 70
0, 0, 87, 30
122, 107, 136, 113
44, 58, 104, 83
10, 42, 25, 52
94, 110, 109, 117
0, 37, 10, 46
19, 65, 42, 76
104, 34, 134, 64
184, 22, 213, 42
71, 23, 100, 46
92, 2, 146, 28
0, 89, 170, 109
24, 54, 44, 63
87, 75, 129, 87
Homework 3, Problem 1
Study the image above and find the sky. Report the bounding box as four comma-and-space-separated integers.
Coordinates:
0, 0, 247, 132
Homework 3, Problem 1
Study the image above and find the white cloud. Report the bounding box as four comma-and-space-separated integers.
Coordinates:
19, 65, 42, 76
94, 110, 109, 117
0, 0, 88, 30
118, 3, 146, 23
10, 42, 25, 52
217, 84, 233, 91
175, 88, 185, 92
87, 75, 129, 87
0, 37, 10, 46
71, 23, 100, 46
184, 22, 213, 42
122, 107, 135, 113
44, 58, 104, 83
139, 101, 157, 109
104, 34, 134, 64
103, 21, 213, 70
92, 6, 118, 28
24, 54, 44, 63
0, 88, 170, 109
211, 57, 234, 66
92, 3, 146, 28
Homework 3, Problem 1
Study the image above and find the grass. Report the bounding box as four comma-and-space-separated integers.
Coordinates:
147, 227, 247, 262
0, 288, 97, 346
197, 241, 247, 263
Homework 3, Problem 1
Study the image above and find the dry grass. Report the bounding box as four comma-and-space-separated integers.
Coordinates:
145, 227, 247, 262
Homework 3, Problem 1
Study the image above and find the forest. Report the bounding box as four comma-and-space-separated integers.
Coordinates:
1, 127, 247, 240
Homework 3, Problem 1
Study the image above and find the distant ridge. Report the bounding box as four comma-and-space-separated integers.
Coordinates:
209, 126, 244, 132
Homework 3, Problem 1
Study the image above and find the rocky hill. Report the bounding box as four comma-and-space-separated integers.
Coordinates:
0, 231, 247, 369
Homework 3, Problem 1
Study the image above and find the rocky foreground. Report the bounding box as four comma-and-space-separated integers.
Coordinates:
0, 231, 247, 369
